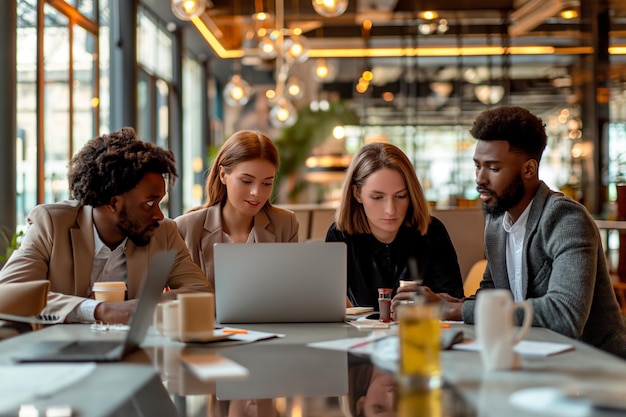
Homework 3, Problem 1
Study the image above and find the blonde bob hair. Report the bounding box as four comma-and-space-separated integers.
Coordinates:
335, 142, 430, 235
200, 130, 279, 209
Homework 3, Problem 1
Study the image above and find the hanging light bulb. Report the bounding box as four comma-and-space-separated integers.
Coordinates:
474, 85, 505, 105
171, 0, 206, 21
223, 75, 254, 107
286, 76, 304, 99
258, 30, 280, 59
269, 97, 297, 128
258, 35, 277, 59
313, 59, 336, 82
284, 35, 310, 63
312, 0, 348, 17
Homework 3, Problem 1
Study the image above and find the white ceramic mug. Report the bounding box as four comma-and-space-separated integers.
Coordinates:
162, 300, 180, 341
153, 302, 167, 336
475, 289, 533, 371
177, 293, 215, 342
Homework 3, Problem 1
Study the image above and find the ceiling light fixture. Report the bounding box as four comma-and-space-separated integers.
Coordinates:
171, 0, 206, 21
258, 34, 278, 59
312, 0, 348, 18
313, 59, 336, 82
223, 74, 254, 107
418, 10, 438, 20
286, 76, 304, 99
560, 9, 578, 19
474, 85, 505, 105
269, 97, 297, 128
284, 35, 310, 63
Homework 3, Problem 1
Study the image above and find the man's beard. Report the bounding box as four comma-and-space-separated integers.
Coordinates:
117, 206, 159, 247
480, 174, 525, 216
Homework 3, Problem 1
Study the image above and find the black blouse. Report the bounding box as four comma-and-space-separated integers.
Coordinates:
325, 217, 464, 308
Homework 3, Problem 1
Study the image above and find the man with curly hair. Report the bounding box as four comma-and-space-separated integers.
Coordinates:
0, 127, 211, 324
396, 106, 626, 358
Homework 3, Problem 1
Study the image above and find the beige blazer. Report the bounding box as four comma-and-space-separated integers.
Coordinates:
0, 201, 211, 320
175, 204, 299, 288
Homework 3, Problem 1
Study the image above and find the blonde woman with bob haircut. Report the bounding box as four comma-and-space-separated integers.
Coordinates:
326, 142, 463, 309
176, 130, 298, 288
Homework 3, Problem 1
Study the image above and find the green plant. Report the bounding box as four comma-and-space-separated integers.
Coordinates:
0, 227, 24, 262
273, 100, 358, 203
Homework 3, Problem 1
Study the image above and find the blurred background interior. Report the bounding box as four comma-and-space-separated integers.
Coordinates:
2, 0, 626, 233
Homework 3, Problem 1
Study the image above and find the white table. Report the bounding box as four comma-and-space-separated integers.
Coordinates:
1, 323, 625, 417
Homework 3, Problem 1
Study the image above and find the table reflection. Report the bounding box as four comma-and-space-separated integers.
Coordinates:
146, 343, 475, 417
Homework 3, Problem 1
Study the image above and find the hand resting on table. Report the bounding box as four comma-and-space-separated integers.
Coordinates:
391, 284, 464, 321
94, 299, 137, 324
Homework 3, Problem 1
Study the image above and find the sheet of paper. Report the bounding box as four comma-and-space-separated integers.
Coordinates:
453, 339, 575, 356
218, 328, 285, 343
0, 363, 96, 414
181, 353, 249, 381
346, 318, 393, 329
143, 327, 284, 347
308, 331, 395, 355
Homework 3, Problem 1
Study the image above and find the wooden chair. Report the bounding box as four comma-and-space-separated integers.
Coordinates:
464, 259, 487, 297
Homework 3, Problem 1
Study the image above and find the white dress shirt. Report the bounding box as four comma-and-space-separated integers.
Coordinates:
503, 201, 532, 302
66, 225, 128, 323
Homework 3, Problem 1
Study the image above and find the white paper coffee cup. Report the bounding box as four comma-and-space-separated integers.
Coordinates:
92, 281, 126, 302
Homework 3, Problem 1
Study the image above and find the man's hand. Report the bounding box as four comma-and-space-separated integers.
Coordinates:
391, 285, 465, 321
94, 300, 137, 324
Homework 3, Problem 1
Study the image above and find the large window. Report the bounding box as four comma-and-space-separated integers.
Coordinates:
137, 6, 173, 216
16, 0, 100, 226
182, 57, 205, 212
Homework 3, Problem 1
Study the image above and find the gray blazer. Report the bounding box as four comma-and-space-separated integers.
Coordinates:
175, 204, 299, 289
462, 182, 626, 358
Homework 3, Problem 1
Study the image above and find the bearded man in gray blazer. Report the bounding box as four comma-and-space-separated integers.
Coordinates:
0, 128, 210, 324
397, 106, 626, 359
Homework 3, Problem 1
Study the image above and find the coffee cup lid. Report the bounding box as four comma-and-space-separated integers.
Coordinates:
93, 281, 126, 290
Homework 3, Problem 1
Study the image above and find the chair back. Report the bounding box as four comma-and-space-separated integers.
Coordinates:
464, 259, 487, 297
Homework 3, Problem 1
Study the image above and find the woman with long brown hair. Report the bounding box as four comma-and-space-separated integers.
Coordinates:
326, 142, 463, 308
176, 130, 298, 288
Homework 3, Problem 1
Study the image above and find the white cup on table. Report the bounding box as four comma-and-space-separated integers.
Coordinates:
475, 289, 533, 371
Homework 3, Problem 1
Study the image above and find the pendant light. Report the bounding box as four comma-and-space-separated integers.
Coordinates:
269, 97, 297, 128
223, 75, 254, 107
171, 0, 206, 21
312, 0, 348, 18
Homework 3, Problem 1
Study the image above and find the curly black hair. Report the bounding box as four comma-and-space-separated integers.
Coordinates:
469, 106, 547, 162
68, 127, 178, 207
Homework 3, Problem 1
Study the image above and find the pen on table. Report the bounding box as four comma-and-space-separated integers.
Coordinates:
223, 328, 248, 334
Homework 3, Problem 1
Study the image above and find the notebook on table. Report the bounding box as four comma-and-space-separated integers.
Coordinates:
213, 242, 347, 324
12, 250, 176, 363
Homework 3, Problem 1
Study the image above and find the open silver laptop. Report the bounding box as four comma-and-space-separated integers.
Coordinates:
12, 250, 176, 363
214, 242, 347, 324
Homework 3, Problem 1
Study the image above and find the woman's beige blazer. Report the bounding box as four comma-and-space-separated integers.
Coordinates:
175, 204, 299, 288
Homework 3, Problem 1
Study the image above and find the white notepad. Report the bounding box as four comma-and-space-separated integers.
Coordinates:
453, 339, 575, 356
